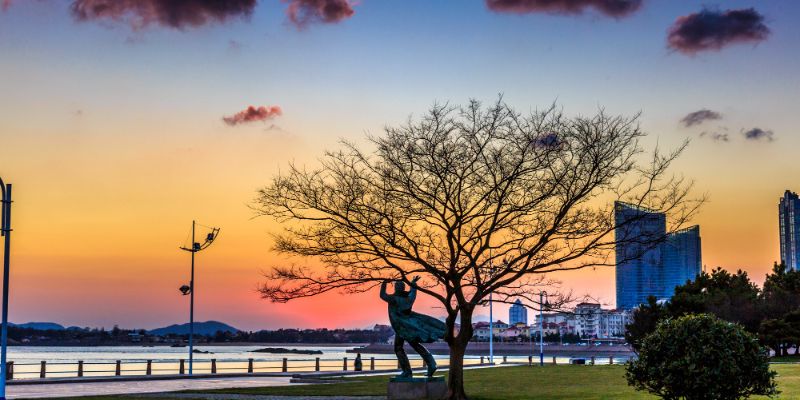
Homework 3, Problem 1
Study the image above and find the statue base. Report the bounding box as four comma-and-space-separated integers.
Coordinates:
388, 376, 447, 400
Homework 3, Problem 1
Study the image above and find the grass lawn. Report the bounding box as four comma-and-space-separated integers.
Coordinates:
58, 364, 800, 400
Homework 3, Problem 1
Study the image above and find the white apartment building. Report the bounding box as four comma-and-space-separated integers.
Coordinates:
534, 303, 632, 339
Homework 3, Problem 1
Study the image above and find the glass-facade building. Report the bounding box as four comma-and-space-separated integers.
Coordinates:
615, 202, 702, 309
508, 299, 527, 325
779, 190, 800, 271
662, 226, 703, 292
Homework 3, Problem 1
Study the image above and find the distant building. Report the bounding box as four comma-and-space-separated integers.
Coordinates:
535, 303, 631, 339
508, 299, 528, 325
471, 320, 509, 341
779, 190, 800, 270
662, 226, 702, 291
615, 202, 701, 309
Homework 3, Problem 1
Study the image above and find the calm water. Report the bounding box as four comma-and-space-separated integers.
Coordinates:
4, 345, 618, 379
7, 344, 363, 363
5, 345, 443, 379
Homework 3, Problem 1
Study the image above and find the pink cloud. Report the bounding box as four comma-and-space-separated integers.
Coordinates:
223, 105, 283, 126
70, 0, 257, 30
284, 0, 355, 29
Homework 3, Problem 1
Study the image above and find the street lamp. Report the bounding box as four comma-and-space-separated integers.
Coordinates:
0, 177, 12, 400
179, 220, 219, 375
487, 253, 496, 364
539, 291, 550, 367
529, 318, 534, 366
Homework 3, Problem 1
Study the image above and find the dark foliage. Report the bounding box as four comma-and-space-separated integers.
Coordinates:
624, 296, 667, 352
626, 314, 777, 399
668, 267, 761, 332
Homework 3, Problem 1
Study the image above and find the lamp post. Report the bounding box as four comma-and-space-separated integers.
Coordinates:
0, 177, 12, 400
488, 253, 495, 364
488, 292, 493, 364
179, 220, 219, 375
539, 291, 549, 367
529, 318, 534, 365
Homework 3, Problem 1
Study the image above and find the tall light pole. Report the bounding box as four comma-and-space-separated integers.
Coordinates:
179, 221, 219, 375
539, 291, 549, 367
488, 254, 494, 364
0, 177, 12, 400
529, 317, 534, 366
488, 292, 493, 364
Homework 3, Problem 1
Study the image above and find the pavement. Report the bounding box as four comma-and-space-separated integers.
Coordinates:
6, 376, 296, 399
6, 364, 491, 399
141, 396, 384, 400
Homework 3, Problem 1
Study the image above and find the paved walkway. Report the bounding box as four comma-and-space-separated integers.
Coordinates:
142, 396, 384, 400
7, 376, 296, 399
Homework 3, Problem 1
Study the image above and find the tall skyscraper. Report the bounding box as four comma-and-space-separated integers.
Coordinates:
662, 226, 703, 291
508, 299, 527, 325
779, 190, 800, 271
615, 202, 702, 309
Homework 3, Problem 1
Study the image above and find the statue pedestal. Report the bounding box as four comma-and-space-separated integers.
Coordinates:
388, 376, 447, 400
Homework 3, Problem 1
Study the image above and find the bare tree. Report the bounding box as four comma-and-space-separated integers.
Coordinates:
254, 98, 701, 400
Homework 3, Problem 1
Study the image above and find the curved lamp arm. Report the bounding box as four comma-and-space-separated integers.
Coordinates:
0, 177, 6, 237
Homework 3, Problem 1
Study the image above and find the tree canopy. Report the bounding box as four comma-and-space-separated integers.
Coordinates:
255, 98, 699, 399
626, 314, 777, 400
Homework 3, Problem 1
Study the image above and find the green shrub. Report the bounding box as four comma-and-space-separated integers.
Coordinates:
626, 314, 777, 399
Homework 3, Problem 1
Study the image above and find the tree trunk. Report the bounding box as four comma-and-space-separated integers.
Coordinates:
447, 338, 469, 400
445, 307, 473, 400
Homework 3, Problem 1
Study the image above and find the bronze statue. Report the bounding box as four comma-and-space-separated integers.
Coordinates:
380, 276, 446, 378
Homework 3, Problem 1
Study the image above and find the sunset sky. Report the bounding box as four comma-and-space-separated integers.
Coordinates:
1, 0, 799, 331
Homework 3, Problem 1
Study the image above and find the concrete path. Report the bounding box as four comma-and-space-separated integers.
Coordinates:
141, 395, 384, 400
7, 376, 296, 399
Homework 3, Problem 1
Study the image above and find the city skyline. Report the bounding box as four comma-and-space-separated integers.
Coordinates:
2, 1, 800, 330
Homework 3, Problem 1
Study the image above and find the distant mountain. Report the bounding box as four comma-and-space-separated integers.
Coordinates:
11, 322, 65, 331
66, 326, 89, 331
149, 321, 239, 336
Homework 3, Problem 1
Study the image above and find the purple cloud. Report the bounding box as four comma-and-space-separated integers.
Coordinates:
681, 109, 722, 128
742, 127, 774, 142
485, 0, 642, 18
667, 8, 770, 55
284, 0, 355, 29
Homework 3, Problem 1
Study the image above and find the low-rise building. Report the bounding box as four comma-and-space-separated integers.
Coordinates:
534, 303, 631, 339
471, 320, 512, 341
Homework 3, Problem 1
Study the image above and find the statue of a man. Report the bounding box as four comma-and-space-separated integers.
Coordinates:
380, 276, 446, 378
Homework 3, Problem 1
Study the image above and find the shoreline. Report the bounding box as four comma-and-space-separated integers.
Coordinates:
7, 342, 368, 347
349, 343, 636, 357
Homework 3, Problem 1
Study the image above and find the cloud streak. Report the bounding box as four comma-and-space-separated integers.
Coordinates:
223, 105, 283, 126
485, 0, 642, 18
681, 109, 721, 128
284, 0, 355, 29
70, 0, 257, 30
743, 127, 774, 142
667, 8, 770, 55
699, 131, 729, 143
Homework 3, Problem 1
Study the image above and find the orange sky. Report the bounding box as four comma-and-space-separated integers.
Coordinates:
0, 115, 792, 331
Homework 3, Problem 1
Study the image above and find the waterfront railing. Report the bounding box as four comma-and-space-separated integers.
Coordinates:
3, 354, 632, 380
